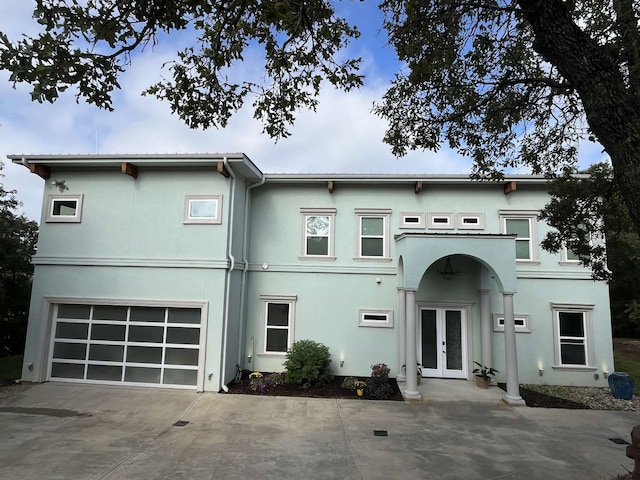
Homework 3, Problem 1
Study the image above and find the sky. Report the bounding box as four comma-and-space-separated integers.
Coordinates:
0, 1, 610, 222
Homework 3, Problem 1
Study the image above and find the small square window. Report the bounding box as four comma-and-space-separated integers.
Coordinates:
359, 309, 394, 328
46, 195, 83, 223
184, 195, 222, 224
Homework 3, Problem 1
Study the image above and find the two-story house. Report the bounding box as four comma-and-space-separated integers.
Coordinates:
10, 153, 614, 403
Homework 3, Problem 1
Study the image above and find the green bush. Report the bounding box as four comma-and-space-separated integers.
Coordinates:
283, 339, 333, 387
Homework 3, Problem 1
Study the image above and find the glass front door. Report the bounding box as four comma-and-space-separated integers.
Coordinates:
420, 307, 467, 378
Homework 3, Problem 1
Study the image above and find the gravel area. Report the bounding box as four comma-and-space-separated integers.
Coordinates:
523, 383, 640, 411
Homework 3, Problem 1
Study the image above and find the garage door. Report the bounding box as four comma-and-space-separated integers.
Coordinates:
49, 304, 203, 389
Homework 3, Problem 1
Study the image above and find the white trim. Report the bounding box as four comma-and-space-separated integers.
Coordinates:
492, 313, 531, 333
399, 212, 426, 229
560, 246, 582, 264
46, 194, 84, 223
300, 208, 337, 259
260, 295, 297, 355
354, 209, 392, 260
457, 213, 485, 230
427, 212, 454, 230
550, 302, 595, 369
499, 211, 539, 262
358, 309, 394, 328
184, 195, 223, 224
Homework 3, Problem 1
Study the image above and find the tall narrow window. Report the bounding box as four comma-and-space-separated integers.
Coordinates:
300, 208, 336, 259
261, 295, 296, 354
551, 303, 594, 369
355, 209, 391, 259
500, 211, 539, 262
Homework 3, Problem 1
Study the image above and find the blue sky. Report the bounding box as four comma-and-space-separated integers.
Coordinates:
0, 1, 609, 221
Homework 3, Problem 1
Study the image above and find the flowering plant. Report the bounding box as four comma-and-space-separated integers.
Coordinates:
354, 380, 366, 389
370, 363, 390, 378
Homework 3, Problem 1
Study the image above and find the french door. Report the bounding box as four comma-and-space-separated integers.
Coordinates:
420, 307, 468, 378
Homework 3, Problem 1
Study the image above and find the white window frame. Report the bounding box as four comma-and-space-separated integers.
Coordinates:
560, 245, 582, 265
550, 303, 596, 370
499, 210, 540, 263
183, 195, 223, 224
358, 309, 394, 328
492, 313, 531, 333
46, 194, 84, 223
260, 295, 296, 356
300, 208, 336, 260
399, 212, 426, 229
427, 212, 454, 230
457, 213, 485, 230
354, 209, 392, 261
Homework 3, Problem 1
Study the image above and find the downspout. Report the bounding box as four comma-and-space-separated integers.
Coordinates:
219, 156, 236, 393
237, 176, 266, 371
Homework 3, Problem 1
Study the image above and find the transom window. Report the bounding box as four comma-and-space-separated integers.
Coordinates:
457, 213, 485, 230
300, 208, 336, 259
359, 309, 394, 328
261, 295, 296, 354
493, 314, 530, 333
500, 211, 539, 262
427, 212, 454, 230
355, 209, 391, 259
46, 195, 83, 223
184, 195, 222, 224
551, 303, 595, 369
399, 212, 426, 229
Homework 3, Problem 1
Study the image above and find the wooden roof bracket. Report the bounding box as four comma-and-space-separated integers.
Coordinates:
217, 161, 230, 178
504, 181, 517, 194
121, 162, 138, 179
328, 180, 334, 193
415, 181, 423, 194
29, 163, 51, 180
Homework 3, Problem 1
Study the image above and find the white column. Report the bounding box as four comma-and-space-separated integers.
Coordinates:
397, 288, 407, 382
502, 292, 524, 405
479, 289, 492, 369
404, 289, 421, 399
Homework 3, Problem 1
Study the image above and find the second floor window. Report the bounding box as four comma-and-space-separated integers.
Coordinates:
355, 209, 391, 259
300, 208, 336, 259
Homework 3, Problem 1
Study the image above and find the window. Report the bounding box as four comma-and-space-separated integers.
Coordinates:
561, 246, 581, 263
492, 314, 530, 333
359, 309, 394, 328
458, 213, 485, 230
261, 295, 296, 354
46, 195, 83, 223
399, 212, 426, 229
184, 195, 222, 224
355, 209, 391, 259
427, 212, 454, 230
500, 211, 539, 262
300, 208, 336, 259
551, 303, 595, 369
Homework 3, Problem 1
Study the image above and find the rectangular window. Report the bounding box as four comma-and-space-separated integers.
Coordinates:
355, 209, 391, 260
184, 195, 222, 224
359, 309, 394, 328
261, 295, 296, 354
500, 211, 539, 262
561, 246, 581, 263
493, 314, 530, 333
300, 208, 336, 259
458, 213, 485, 230
427, 212, 454, 230
551, 303, 595, 369
46, 195, 84, 223
399, 212, 426, 229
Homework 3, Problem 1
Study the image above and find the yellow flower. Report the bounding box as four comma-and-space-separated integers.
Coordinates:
249, 371, 263, 379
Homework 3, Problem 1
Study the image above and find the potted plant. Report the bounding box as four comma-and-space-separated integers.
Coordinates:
370, 363, 391, 384
402, 362, 423, 385
472, 361, 499, 389
354, 380, 366, 397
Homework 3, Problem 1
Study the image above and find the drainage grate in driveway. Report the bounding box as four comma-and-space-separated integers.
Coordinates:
373, 430, 388, 437
173, 420, 190, 427
608, 438, 630, 445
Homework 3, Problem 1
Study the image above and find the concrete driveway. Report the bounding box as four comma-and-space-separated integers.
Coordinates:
0, 382, 637, 479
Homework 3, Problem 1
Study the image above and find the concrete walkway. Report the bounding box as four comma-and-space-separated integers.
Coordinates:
0, 382, 637, 479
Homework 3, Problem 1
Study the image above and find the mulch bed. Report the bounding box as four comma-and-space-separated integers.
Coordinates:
224, 373, 404, 401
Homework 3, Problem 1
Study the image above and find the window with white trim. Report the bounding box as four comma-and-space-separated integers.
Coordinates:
551, 303, 595, 368
261, 295, 296, 354
300, 208, 336, 259
355, 209, 391, 259
358, 309, 394, 328
561, 246, 581, 263
46, 195, 84, 223
427, 212, 454, 230
399, 212, 426, 229
500, 211, 539, 262
184, 195, 222, 224
458, 213, 485, 230
492, 314, 530, 333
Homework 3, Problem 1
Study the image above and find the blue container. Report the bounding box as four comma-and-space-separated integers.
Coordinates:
608, 372, 636, 400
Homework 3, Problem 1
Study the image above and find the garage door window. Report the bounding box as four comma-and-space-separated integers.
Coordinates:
50, 304, 202, 388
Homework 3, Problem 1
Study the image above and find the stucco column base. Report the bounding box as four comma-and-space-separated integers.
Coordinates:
502, 394, 526, 406
403, 389, 422, 401
397, 374, 407, 382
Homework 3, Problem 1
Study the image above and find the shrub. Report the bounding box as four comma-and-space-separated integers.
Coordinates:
283, 339, 333, 387
365, 378, 394, 400
341, 376, 359, 391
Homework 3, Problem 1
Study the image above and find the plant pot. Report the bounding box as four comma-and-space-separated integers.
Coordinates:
475, 375, 490, 389
356, 388, 364, 397
417, 374, 421, 386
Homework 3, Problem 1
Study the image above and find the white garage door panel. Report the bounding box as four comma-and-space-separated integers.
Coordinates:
49, 304, 202, 389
